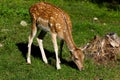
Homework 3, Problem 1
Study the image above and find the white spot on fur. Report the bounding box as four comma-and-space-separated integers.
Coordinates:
63, 30, 66, 32
56, 23, 60, 26
50, 23, 53, 26
50, 17, 54, 20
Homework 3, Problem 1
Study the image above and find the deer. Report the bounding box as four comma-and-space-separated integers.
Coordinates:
27, 2, 84, 71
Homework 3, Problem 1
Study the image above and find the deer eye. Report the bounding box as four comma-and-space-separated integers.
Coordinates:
74, 57, 79, 61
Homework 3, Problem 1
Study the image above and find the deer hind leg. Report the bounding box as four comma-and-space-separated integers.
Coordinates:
37, 30, 48, 64
27, 20, 37, 64
51, 33, 61, 70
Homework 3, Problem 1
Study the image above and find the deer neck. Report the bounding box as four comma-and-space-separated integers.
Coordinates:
63, 27, 77, 52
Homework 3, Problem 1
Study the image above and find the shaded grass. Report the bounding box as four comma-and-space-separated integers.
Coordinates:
0, 0, 120, 80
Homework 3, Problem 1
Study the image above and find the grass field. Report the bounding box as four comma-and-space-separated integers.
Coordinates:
0, 0, 120, 80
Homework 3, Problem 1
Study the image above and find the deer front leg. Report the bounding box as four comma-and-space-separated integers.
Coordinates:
51, 33, 61, 70
37, 30, 48, 64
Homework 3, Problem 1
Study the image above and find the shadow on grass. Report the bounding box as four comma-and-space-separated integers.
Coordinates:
16, 42, 78, 70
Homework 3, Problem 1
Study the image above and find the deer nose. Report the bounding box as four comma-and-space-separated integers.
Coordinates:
79, 66, 84, 71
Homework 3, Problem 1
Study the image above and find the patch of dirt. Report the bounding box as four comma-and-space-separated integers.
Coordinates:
82, 32, 120, 65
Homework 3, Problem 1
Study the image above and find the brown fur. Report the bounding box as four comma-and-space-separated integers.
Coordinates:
28, 2, 84, 70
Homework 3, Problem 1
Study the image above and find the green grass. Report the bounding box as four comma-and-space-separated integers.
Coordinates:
0, 0, 120, 80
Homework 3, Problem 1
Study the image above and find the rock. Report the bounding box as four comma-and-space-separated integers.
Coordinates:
0, 43, 3, 48
20, 20, 27, 26
93, 17, 98, 21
